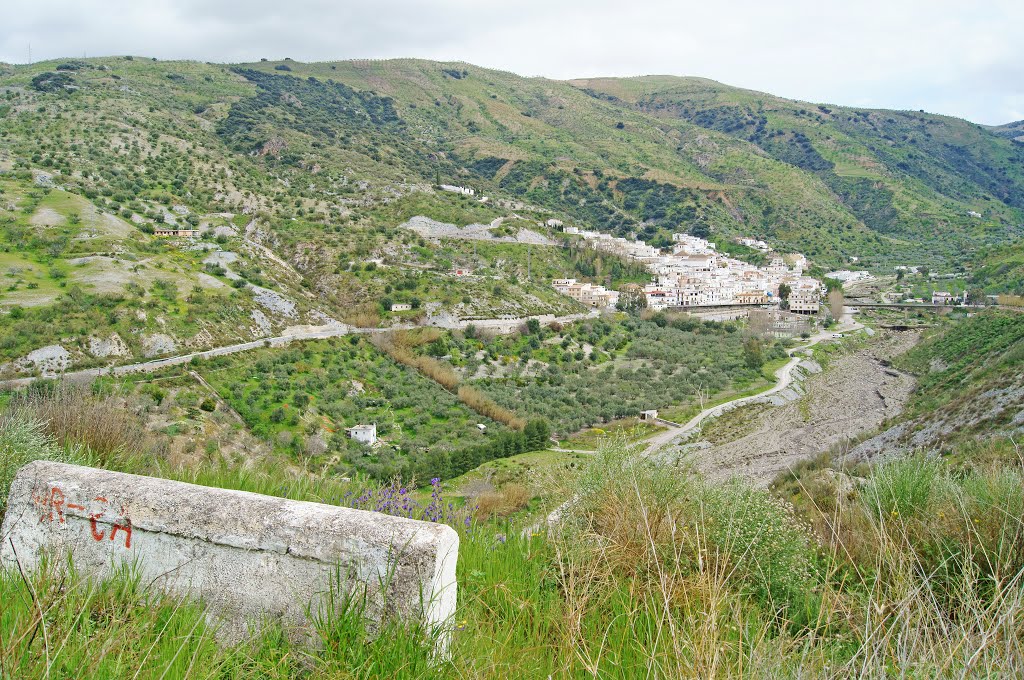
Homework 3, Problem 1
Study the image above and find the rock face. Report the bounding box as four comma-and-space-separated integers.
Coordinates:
0, 461, 458, 649
18, 345, 71, 377
401, 215, 555, 245
88, 333, 130, 359
142, 333, 177, 358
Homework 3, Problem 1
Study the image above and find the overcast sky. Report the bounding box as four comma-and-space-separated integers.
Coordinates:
3, 0, 1022, 125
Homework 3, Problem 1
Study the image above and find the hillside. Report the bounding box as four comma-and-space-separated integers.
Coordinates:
571, 76, 1024, 269
2, 57, 1024, 377
968, 241, 1024, 295
990, 119, 1024, 142
3, 383, 1024, 677
849, 309, 1024, 460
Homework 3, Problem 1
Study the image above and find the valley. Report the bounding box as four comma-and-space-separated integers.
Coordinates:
0, 52, 1023, 678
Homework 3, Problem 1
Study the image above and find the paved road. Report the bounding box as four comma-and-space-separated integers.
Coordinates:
0, 309, 603, 389
638, 309, 865, 458
532, 310, 866, 533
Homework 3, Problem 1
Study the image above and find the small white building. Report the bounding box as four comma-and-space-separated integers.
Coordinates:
390, 303, 412, 312
932, 291, 956, 306
639, 410, 659, 422
154, 228, 199, 238
347, 424, 377, 446
439, 184, 475, 196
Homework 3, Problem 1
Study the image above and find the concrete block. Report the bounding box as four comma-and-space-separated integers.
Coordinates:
0, 461, 458, 648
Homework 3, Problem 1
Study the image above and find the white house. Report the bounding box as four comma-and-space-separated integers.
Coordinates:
154, 228, 199, 238
390, 303, 412, 312
347, 424, 377, 446
439, 184, 475, 196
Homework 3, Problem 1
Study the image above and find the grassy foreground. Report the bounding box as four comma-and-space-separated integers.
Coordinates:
1, 390, 1023, 677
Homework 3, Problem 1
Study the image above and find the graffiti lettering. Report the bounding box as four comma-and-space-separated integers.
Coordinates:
32, 485, 132, 549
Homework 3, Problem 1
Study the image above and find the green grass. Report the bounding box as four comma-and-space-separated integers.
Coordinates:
659, 353, 792, 424
3, 388, 1024, 677
557, 417, 661, 450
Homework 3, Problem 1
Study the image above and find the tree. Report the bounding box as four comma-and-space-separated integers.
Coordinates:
778, 282, 791, 311
616, 284, 648, 313
690, 221, 711, 239
743, 337, 764, 370
524, 419, 551, 449
828, 288, 845, 320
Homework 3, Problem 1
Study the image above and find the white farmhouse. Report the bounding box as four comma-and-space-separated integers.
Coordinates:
346, 424, 377, 446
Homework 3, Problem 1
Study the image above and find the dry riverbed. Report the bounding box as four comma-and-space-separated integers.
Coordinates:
661, 330, 921, 487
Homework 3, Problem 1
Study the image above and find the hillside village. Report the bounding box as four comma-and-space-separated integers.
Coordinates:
553, 227, 823, 313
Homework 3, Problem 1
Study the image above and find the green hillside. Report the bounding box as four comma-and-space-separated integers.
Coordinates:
968, 241, 1024, 295
989, 119, 1024, 142
850, 310, 1024, 460
2, 57, 1024, 375
572, 76, 1024, 268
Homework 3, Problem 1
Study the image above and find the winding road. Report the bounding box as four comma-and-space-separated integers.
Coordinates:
533, 310, 865, 533
638, 309, 864, 458
0, 310, 600, 389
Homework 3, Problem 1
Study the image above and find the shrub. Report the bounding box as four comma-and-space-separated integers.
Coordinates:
701, 482, 816, 621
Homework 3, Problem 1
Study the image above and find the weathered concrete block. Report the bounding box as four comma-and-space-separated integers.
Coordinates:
0, 461, 458, 647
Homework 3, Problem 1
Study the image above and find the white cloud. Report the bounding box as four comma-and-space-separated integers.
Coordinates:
2, 0, 1021, 124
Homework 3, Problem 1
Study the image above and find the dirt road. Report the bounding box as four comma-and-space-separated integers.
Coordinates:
0, 310, 601, 389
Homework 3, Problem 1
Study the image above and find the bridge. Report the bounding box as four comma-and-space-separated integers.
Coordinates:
844, 302, 979, 311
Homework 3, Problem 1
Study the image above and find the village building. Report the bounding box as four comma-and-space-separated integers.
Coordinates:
390, 303, 412, 312
555, 279, 617, 308
553, 226, 821, 313
735, 291, 770, 305
154, 228, 199, 238
788, 287, 821, 314
439, 184, 475, 196
346, 424, 377, 446
932, 291, 956, 305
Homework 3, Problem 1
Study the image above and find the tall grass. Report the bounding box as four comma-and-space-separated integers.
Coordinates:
2, 389, 1023, 677
0, 414, 80, 516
